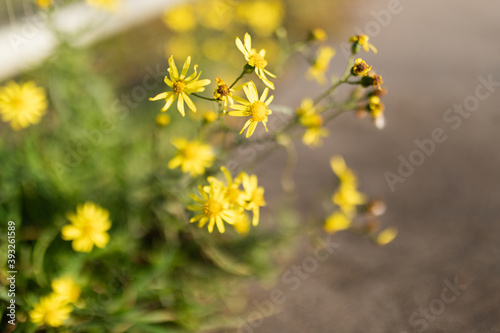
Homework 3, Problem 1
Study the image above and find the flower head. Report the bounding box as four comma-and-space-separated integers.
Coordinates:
52, 277, 81, 304
297, 99, 328, 147
309, 28, 328, 42
228, 82, 273, 138
307, 46, 335, 85
349, 34, 377, 54
237, 0, 284, 36
240, 172, 266, 226
150, 56, 211, 116
330, 156, 366, 215
303, 127, 329, 147
163, 4, 197, 32
61, 202, 111, 253
155, 113, 171, 126
236, 33, 276, 89
324, 211, 351, 234
213, 78, 234, 113
367, 95, 385, 129
29, 294, 73, 327
85, 0, 120, 11
36, 0, 52, 9
188, 178, 236, 233
168, 138, 215, 177
361, 73, 384, 89
0, 81, 47, 130
351, 58, 372, 76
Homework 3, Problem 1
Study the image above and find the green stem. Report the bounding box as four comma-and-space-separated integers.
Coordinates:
191, 93, 217, 101
313, 55, 355, 105
229, 69, 246, 89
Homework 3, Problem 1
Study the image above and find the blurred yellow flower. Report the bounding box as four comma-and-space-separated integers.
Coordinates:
330, 155, 357, 185
166, 35, 197, 60
236, 33, 276, 90
311, 28, 327, 42
168, 138, 215, 176
307, 46, 335, 85
52, 277, 81, 304
237, 0, 284, 36
351, 58, 372, 76
213, 78, 234, 113
303, 126, 328, 147
349, 34, 377, 54
202, 37, 227, 61
203, 111, 218, 123
240, 172, 266, 226
324, 211, 351, 234
376, 227, 398, 246
333, 185, 366, 215
36, 0, 52, 9
199, 0, 233, 31
61, 202, 111, 253
188, 178, 236, 233
220, 166, 244, 207
156, 113, 171, 126
150, 56, 211, 116
232, 211, 251, 235
228, 81, 273, 138
85, 0, 120, 11
0, 81, 47, 130
29, 294, 72, 327
163, 4, 197, 32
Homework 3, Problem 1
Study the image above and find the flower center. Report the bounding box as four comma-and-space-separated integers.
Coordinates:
181, 145, 197, 160
217, 84, 230, 97
249, 53, 267, 69
250, 101, 268, 122
204, 199, 223, 217
173, 80, 185, 94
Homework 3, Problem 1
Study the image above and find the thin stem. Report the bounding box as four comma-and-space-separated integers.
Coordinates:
313, 55, 355, 106
191, 93, 217, 101
229, 69, 246, 89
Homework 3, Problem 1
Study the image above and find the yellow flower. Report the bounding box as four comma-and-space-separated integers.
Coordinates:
295, 98, 315, 117
236, 33, 276, 90
203, 111, 218, 123
163, 4, 196, 32
351, 58, 372, 76
85, 0, 120, 11
168, 138, 215, 176
237, 0, 284, 36
156, 114, 171, 126
29, 294, 73, 327
240, 172, 266, 226
310, 28, 327, 42
213, 78, 234, 113
368, 96, 384, 118
361, 72, 384, 89
330, 155, 357, 185
307, 46, 335, 85
188, 179, 236, 233
220, 166, 245, 207
303, 127, 329, 147
52, 277, 81, 304
228, 82, 273, 138
324, 211, 351, 234
232, 211, 251, 235
198, 0, 233, 31
0, 81, 47, 130
376, 227, 398, 246
349, 34, 378, 54
333, 185, 366, 215
36, 0, 52, 9
150, 56, 211, 116
61, 202, 111, 253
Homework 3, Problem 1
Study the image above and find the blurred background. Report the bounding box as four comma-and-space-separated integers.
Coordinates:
1, 0, 499, 332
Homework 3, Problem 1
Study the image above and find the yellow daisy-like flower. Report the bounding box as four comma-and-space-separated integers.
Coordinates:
324, 211, 351, 234
236, 33, 276, 90
61, 202, 111, 253
29, 293, 73, 327
85, 0, 120, 11
150, 56, 211, 116
213, 78, 234, 113
163, 4, 197, 32
0, 81, 47, 130
188, 178, 236, 233
52, 277, 81, 304
307, 46, 335, 85
376, 227, 398, 246
240, 172, 266, 226
349, 34, 378, 54
228, 82, 273, 138
351, 58, 372, 76
168, 138, 215, 177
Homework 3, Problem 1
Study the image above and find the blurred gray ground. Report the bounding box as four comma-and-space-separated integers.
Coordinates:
249, 1, 500, 332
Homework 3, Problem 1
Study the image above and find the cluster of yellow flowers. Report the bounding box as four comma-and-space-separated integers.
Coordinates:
29, 277, 81, 327
324, 156, 396, 246
188, 166, 265, 233
151, 32, 275, 139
